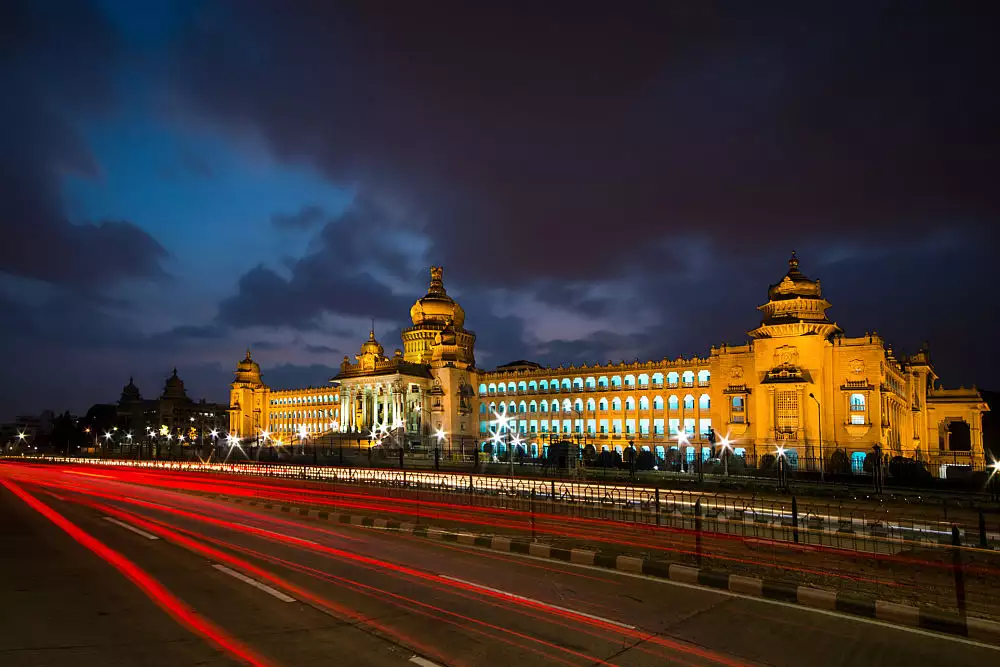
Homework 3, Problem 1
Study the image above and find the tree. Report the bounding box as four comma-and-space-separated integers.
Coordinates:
888, 456, 933, 485
50, 411, 79, 455
759, 453, 777, 470
636, 449, 656, 470
828, 449, 850, 474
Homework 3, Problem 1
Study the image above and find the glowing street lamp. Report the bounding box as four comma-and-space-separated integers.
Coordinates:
718, 431, 733, 476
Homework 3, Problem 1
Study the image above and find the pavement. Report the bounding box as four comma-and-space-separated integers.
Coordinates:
1, 461, 998, 667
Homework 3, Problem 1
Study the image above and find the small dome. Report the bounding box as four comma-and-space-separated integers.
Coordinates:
360, 330, 384, 357
410, 266, 466, 328
767, 250, 822, 300
162, 368, 188, 400
234, 349, 263, 384
120, 377, 142, 403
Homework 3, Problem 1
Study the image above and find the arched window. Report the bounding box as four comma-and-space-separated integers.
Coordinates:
509, 401, 516, 414
498, 384, 506, 394
668, 395, 679, 410
551, 400, 560, 412
682, 371, 695, 386
598, 376, 608, 388
639, 396, 649, 410
529, 401, 537, 413
638, 373, 649, 387
573, 398, 583, 412
518, 381, 527, 392
489, 401, 497, 413
667, 372, 679, 387
479, 404, 486, 414
624, 374, 635, 387
585, 377, 596, 389
561, 379, 571, 391
625, 397, 635, 410
562, 399, 572, 412
508, 382, 516, 393
698, 370, 710, 385
599, 398, 608, 411
573, 378, 583, 390
684, 395, 695, 409
699, 394, 710, 410
540, 401, 548, 413
611, 376, 622, 388
519, 401, 527, 414
539, 380, 548, 391
528, 380, 537, 391
850, 393, 866, 410
550, 379, 560, 393
495, 402, 505, 414
653, 396, 664, 410
652, 372, 664, 386
586, 398, 595, 411
479, 384, 488, 394
612, 397, 622, 410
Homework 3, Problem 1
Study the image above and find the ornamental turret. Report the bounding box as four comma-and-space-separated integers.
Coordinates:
749, 251, 842, 339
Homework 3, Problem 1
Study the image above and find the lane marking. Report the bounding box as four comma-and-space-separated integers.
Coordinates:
67, 471, 114, 479
103, 516, 159, 540
439, 575, 635, 629
409, 656, 443, 667
488, 548, 1000, 650
237, 523, 317, 544
212, 563, 296, 603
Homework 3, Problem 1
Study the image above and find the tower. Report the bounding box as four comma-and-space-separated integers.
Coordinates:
229, 350, 270, 437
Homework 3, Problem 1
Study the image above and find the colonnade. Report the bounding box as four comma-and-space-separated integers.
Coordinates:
341, 382, 409, 433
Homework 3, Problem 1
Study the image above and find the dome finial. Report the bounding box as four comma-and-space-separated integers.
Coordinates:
429, 265, 446, 294
788, 250, 800, 274
245, 347, 252, 361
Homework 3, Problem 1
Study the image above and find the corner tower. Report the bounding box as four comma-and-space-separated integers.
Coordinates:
229, 350, 270, 437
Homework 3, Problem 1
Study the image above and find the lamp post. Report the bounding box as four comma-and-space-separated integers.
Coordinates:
775, 445, 788, 491
718, 432, 733, 477
808, 392, 824, 482
434, 428, 446, 470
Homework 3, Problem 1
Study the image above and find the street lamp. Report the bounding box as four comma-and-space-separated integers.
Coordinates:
808, 392, 824, 482
718, 431, 733, 477
775, 444, 788, 490
434, 427, 446, 469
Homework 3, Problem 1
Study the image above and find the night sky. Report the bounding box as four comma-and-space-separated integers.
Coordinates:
3, 1, 999, 420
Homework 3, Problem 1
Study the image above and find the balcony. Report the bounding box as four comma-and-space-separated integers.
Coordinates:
682, 381, 695, 388
698, 380, 710, 387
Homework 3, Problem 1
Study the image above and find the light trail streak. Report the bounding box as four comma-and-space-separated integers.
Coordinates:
0, 478, 275, 667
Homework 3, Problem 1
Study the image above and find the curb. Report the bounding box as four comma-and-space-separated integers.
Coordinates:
218, 495, 1000, 645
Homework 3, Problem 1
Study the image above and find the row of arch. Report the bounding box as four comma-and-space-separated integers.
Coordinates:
480, 371, 710, 395
271, 394, 339, 406
270, 408, 337, 420
481, 394, 711, 415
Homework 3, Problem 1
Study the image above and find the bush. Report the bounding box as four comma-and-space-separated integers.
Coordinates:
582, 444, 597, 463
828, 449, 850, 474
759, 453, 777, 470
888, 456, 933, 485
596, 449, 623, 468
636, 449, 656, 470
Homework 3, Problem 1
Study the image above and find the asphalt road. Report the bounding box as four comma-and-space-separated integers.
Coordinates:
1, 462, 996, 667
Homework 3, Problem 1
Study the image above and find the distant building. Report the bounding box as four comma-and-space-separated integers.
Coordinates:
228, 257, 989, 475
116, 369, 228, 442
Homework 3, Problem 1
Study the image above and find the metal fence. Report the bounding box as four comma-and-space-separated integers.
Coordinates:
10, 453, 1000, 619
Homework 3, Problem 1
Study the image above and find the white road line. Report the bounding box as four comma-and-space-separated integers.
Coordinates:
439, 575, 635, 629
409, 656, 443, 667
503, 550, 1000, 651
211, 564, 296, 602
237, 523, 317, 544
103, 517, 159, 540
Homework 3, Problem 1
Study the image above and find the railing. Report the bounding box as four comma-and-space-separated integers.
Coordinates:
11, 454, 1000, 620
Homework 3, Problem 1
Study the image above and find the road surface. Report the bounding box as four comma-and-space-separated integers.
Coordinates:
0, 462, 995, 666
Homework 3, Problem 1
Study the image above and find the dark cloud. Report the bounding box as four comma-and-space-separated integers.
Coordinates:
166, 2, 999, 286
0, 2, 169, 290
271, 204, 326, 230
261, 363, 338, 391
180, 150, 213, 178
305, 344, 339, 355
217, 194, 420, 329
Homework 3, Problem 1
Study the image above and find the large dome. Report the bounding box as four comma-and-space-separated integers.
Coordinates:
409, 266, 465, 328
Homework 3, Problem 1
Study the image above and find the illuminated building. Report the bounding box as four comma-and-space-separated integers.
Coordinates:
229, 266, 478, 451
230, 256, 988, 475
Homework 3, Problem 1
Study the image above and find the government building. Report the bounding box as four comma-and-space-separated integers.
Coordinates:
228, 256, 989, 476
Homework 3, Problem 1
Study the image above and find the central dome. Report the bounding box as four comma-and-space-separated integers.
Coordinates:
409, 266, 465, 328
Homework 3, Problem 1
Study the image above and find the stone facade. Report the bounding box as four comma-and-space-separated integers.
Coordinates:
229, 256, 989, 474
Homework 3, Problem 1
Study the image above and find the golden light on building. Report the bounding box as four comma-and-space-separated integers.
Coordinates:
229, 256, 989, 476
